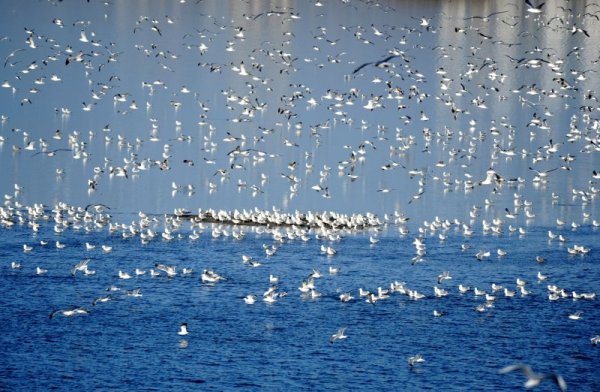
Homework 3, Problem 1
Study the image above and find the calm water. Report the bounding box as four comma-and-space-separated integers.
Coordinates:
1, 0, 599, 390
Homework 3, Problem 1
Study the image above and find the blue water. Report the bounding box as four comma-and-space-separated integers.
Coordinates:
0, 211, 598, 391
1, 0, 600, 390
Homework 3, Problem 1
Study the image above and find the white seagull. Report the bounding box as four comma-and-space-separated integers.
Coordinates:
49, 307, 89, 319
178, 323, 189, 336
408, 354, 425, 367
330, 327, 347, 343
499, 364, 566, 391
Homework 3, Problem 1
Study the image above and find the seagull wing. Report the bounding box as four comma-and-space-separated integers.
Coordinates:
374, 54, 401, 66
71, 259, 90, 276
547, 374, 567, 392
330, 327, 346, 343
499, 364, 533, 376
352, 61, 374, 75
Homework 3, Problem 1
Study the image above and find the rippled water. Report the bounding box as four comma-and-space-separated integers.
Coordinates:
1, 0, 600, 391
0, 215, 598, 391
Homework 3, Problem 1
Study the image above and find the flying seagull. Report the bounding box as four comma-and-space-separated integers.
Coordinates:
330, 327, 347, 343
352, 53, 407, 75
499, 364, 566, 391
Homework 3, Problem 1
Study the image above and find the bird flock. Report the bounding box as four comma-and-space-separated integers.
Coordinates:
1, 0, 600, 390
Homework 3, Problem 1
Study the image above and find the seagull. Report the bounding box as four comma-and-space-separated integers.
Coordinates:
408, 354, 425, 367
499, 364, 566, 391
71, 259, 90, 276
127, 288, 143, 298
505, 208, 518, 219
525, 0, 545, 14
201, 269, 224, 283
36, 266, 48, 275
458, 284, 471, 294
330, 327, 347, 343
536, 255, 546, 263
178, 323, 189, 336
92, 295, 112, 306
463, 11, 508, 21
437, 271, 452, 284
475, 250, 491, 260
352, 53, 406, 75
85, 203, 110, 213
155, 263, 177, 277
151, 25, 162, 36
568, 311, 582, 320
4, 48, 25, 68
339, 293, 353, 302
49, 307, 89, 319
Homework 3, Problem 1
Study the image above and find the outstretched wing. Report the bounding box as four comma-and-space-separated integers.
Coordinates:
71, 259, 90, 276
547, 374, 567, 392
499, 364, 532, 376
352, 61, 374, 74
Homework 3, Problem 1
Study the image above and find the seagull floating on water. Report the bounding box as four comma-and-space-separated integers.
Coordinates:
408, 354, 425, 367
178, 323, 189, 336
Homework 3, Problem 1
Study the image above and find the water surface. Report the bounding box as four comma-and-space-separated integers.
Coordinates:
1, 0, 599, 391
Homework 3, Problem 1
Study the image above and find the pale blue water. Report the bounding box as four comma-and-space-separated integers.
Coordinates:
1, 0, 600, 390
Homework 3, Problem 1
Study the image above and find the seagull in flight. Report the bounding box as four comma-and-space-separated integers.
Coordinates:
70, 259, 90, 276
499, 364, 566, 391
49, 307, 89, 319
525, 0, 545, 14
463, 11, 508, 21
529, 167, 558, 178
437, 271, 452, 284
330, 327, 347, 343
352, 53, 407, 75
